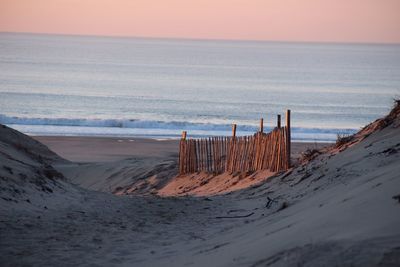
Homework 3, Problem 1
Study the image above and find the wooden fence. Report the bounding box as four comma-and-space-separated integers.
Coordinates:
179, 110, 291, 175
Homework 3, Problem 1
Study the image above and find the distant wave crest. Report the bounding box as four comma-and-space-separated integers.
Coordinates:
0, 114, 357, 136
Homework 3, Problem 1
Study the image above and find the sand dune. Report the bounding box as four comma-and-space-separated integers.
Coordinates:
1, 103, 400, 266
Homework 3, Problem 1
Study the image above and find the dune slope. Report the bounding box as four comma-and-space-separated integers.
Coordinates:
0, 124, 69, 204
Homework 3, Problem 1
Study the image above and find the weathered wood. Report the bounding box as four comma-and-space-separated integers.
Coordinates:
208, 138, 212, 173
236, 137, 241, 172
219, 137, 223, 173
269, 130, 277, 171
193, 139, 197, 172
240, 137, 245, 172
282, 127, 287, 170
241, 137, 246, 172
204, 138, 208, 172
259, 133, 264, 169
285, 109, 291, 168
244, 136, 250, 172
213, 137, 217, 174
232, 137, 238, 173
247, 136, 253, 172
277, 129, 282, 171
179, 139, 183, 174
185, 140, 189, 173
192, 140, 195, 173
229, 137, 233, 173
277, 115, 281, 129
196, 139, 199, 172
226, 137, 231, 172
179, 131, 187, 174
229, 137, 236, 173
188, 140, 192, 173
252, 134, 257, 171
259, 133, 265, 169
260, 135, 267, 169
199, 139, 203, 172
214, 137, 218, 173
253, 133, 259, 170
219, 137, 222, 173
189, 140, 192, 173
264, 133, 271, 169
205, 138, 208, 172
216, 137, 219, 173
179, 111, 291, 175
222, 137, 225, 173
276, 129, 282, 171
182, 140, 188, 174
206, 138, 209, 172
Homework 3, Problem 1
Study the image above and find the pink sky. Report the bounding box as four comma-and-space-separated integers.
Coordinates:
0, 0, 399, 43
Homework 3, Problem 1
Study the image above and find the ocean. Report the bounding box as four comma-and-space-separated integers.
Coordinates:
1, 32, 399, 142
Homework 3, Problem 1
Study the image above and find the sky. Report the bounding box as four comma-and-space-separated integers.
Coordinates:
0, 0, 399, 43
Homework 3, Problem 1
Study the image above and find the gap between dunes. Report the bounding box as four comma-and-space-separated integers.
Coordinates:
0, 101, 399, 266
41, 137, 328, 197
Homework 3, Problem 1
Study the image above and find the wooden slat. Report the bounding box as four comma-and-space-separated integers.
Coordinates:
188, 140, 192, 173
213, 137, 217, 174
180, 140, 183, 174
200, 139, 204, 171
269, 130, 276, 171
285, 110, 291, 169
217, 137, 220, 173
208, 137, 211, 173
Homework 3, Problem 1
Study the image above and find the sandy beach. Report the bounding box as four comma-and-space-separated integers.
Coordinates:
1, 103, 400, 266
31, 136, 331, 195
1, 2, 399, 266
33, 136, 329, 163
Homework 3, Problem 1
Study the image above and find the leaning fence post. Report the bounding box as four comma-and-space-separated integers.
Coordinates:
260, 118, 264, 133
277, 114, 281, 129
232, 124, 237, 138
285, 110, 291, 168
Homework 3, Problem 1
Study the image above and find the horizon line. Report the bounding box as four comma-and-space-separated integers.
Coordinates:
2, 31, 400, 46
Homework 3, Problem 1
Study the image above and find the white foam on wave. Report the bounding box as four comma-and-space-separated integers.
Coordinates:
0, 114, 356, 138
2, 119, 357, 143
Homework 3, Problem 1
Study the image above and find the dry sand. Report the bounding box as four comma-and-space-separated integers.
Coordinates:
1, 105, 400, 266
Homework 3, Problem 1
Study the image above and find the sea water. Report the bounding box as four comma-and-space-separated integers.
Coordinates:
1, 33, 399, 142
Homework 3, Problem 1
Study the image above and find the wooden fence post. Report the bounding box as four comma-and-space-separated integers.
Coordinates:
260, 118, 264, 133
180, 131, 187, 174
229, 124, 237, 173
277, 115, 281, 129
285, 110, 291, 168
